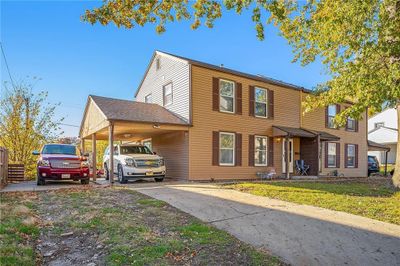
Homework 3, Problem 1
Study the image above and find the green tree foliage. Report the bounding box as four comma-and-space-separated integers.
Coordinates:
0, 80, 63, 178
83, 0, 400, 187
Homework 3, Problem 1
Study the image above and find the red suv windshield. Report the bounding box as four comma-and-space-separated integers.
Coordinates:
42, 144, 79, 155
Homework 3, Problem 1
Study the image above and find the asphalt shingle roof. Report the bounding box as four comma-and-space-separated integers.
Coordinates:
90, 95, 189, 126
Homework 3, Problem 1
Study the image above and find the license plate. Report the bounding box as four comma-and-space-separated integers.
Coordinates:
145, 171, 153, 176
61, 174, 70, 179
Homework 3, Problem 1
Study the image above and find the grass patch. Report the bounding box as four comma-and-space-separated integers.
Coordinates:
176, 222, 229, 245
137, 198, 166, 207
225, 179, 400, 225
0, 193, 39, 266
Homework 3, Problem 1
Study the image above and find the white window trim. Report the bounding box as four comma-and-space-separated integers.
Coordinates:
254, 87, 268, 118
327, 142, 337, 168
254, 135, 268, 166
145, 93, 152, 103
219, 79, 235, 114
163, 83, 173, 107
219, 132, 235, 166
347, 144, 356, 168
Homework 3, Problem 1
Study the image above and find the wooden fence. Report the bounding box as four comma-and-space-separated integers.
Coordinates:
0, 147, 8, 186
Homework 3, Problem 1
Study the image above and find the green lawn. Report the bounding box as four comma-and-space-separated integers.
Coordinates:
225, 179, 400, 225
1, 187, 283, 266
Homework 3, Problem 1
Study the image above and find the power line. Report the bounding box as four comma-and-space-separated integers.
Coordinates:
60, 123, 79, 128
0, 42, 15, 88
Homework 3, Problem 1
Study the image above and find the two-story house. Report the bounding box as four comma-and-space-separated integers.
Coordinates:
80, 51, 368, 180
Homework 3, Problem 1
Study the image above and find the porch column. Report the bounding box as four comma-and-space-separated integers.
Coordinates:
108, 122, 114, 184
81, 138, 85, 153
316, 134, 321, 177
285, 136, 290, 179
384, 150, 388, 176
91, 133, 97, 182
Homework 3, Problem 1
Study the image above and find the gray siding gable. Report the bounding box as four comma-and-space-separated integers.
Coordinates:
135, 52, 190, 123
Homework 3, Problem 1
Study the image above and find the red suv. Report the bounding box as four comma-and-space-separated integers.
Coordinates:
33, 144, 90, 185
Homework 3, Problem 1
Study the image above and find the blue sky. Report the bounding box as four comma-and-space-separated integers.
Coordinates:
1, 1, 330, 137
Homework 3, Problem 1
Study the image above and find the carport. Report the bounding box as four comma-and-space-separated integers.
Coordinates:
79, 95, 190, 183
368, 140, 391, 176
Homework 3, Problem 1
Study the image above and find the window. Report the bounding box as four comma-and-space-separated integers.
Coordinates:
346, 144, 355, 167
255, 136, 267, 166
163, 83, 173, 106
254, 87, 268, 117
327, 142, 337, 167
346, 117, 356, 131
219, 132, 235, 166
143, 140, 152, 151
219, 79, 235, 113
327, 105, 337, 128
145, 93, 152, 103
374, 122, 384, 128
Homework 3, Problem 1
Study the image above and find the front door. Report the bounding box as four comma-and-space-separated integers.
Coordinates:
282, 138, 294, 173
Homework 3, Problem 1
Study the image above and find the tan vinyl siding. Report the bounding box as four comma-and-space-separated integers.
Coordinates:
302, 104, 368, 177
152, 131, 189, 179
136, 54, 190, 122
188, 65, 301, 180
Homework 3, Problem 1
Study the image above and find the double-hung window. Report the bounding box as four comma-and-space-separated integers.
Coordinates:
163, 83, 173, 106
254, 136, 267, 166
219, 132, 235, 166
145, 93, 152, 103
327, 105, 337, 128
255, 87, 268, 118
327, 142, 337, 167
346, 117, 356, 131
219, 79, 235, 113
346, 144, 356, 167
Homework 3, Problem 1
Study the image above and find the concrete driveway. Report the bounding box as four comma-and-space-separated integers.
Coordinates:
131, 182, 400, 266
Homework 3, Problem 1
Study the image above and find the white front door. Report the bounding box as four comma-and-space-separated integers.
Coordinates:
282, 138, 294, 173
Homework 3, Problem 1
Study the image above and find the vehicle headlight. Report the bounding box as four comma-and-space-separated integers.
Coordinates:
125, 158, 136, 167
81, 161, 89, 167
38, 160, 50, 167
159, 158, 165, 166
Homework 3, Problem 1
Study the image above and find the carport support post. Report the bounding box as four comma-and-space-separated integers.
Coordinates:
384, 150, 388, 176
91, 133, 97, 182
108, 122, 114, 184
285, 136, 290, 179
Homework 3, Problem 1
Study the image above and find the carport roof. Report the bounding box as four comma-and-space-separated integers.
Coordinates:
90, 95, 189, 125
368, 140, 390, 151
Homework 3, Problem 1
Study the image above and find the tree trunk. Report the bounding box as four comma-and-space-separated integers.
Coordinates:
392, 103, 400, 188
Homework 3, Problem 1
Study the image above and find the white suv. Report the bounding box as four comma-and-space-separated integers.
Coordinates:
103, 144, 166, 183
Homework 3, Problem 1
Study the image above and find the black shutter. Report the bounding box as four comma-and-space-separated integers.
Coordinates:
268, 137, 274, 166
236, 83, 242, 115
235, 133, 242, 166
212, 131, 219, 166
249, 86, 255, 117
248, 135, 255, 166
268, 89, 274, 118
212, 78, 219, 111
336, 143, 340, 168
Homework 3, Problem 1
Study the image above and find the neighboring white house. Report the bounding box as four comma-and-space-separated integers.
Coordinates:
368, 108, 398, 164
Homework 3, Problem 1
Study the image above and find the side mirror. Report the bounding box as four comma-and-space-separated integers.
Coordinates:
152, 151, 157, 155
83, 152, 90, 157
32, 150, 40, 155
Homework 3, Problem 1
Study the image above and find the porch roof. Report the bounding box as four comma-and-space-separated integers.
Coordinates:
272, 126, 340, 141
368, 140, 391, 151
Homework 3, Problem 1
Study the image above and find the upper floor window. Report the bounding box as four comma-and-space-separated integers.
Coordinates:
145, 93, 152, 103
327, 142, 337, 167
255, 87, 268, 118
327, 105, 338, 128
374, 122, 384, 128
219, 79, 235, 113
219, 132, 235, 166
163, 83, 173, 106
254, 136, 267, 166
346, 117, 356, 131
346, 144, 356, 167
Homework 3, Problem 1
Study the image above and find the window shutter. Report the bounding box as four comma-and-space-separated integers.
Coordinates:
336, 104, 341, 114
268, 137, 274, 166
235, 133, 242, 166
248, 135, 255, 166
236, 82, 242, 115
355, 120, 359, 132
336, 143, 340, 168
344, 144, 348, 168
268, 89, 274, 118
212, 78, 219, 111
249, 86, 255, 116
212, 131, 219, 166
325, 142, 328, 168
355, 144, 359, 168
325, 107, 329, 128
